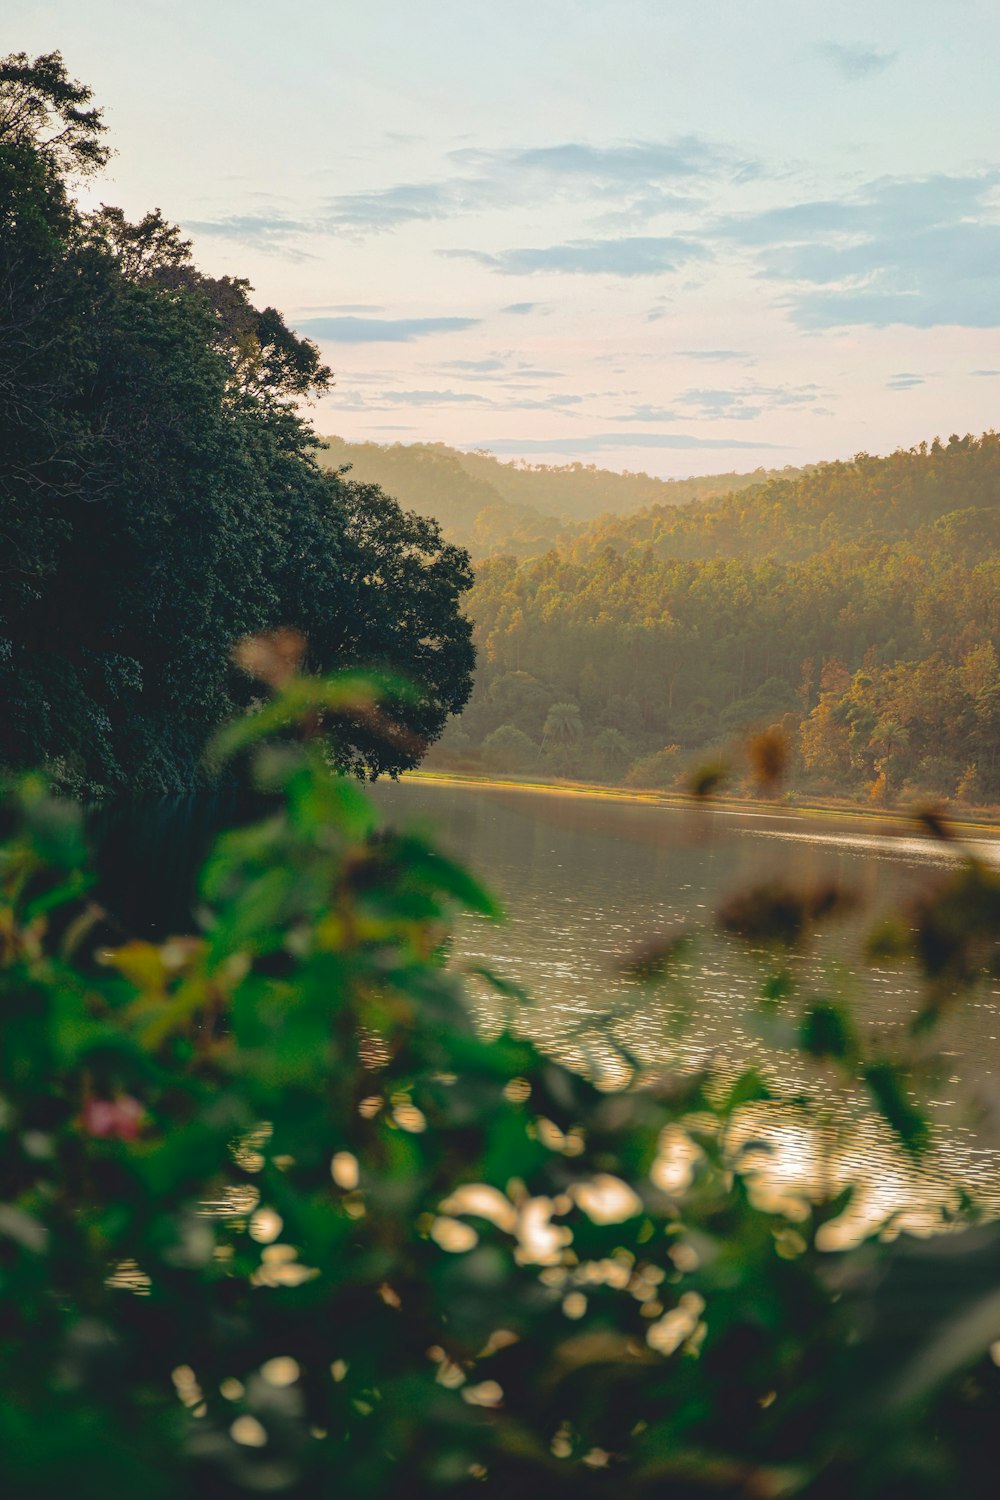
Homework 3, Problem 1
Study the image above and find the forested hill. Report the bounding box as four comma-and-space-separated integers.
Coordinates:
435, 431, 1000, 809
567, 433, 1000, 563
316, 436, 799, 558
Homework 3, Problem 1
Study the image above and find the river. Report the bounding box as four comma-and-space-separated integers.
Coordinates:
373, 776, 1000, 1241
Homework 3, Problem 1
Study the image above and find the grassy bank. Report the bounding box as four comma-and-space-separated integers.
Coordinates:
408, 765, 1000, 838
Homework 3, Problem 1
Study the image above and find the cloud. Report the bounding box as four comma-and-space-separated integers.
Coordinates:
466, 433, 783, 457
294, 303, 384, 315
672, 383, 825, 420
185, 212, 311, 239
817, 42, 899, 80
886, 372, 925, 390
332, 386, 580, 413
972, 369, 1000, 377
715, 173, 1000, 329
295, 316, 481, 343
322, 137, 755, 234
502, 369, 565, 380
188, 135, 751, 251
183, 212, 317, 256
506, 394, 582, 410
449, 139, 735, 184
378, 388, 492, 405
439, 358, 507, 373
501, 302, 544, 314
677, 349, 752, 361
614, 405, 680, 423
324, 181, 471, 230
444, 235, 707, 277
610, 385, 823, 423
435, 359, 567, 383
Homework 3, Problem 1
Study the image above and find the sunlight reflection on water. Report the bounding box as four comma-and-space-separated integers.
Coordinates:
373, 779, 1000, 1237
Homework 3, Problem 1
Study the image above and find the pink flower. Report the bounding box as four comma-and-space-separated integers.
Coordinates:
82, 1095, 144, 1142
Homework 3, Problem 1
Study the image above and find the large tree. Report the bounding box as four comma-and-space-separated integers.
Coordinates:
0, 52, 473, 794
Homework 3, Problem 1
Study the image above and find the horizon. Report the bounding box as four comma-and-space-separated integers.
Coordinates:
9, 0, 1000, 479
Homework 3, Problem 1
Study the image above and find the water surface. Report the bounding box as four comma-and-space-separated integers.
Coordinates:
373, 778, 1000, 1236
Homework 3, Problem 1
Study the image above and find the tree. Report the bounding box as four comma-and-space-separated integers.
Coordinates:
592, 725, 632, 780
0, 49, 109, 177
623, 744, 681, 790
481, 723, 539, 773
542, 701, 583, 747
0, 52, 473, 792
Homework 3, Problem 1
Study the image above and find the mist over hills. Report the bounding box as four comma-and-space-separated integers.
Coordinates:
316, 437, 800, 559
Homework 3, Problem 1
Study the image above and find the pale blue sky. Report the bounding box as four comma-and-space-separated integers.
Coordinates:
9, 0, 1000, 474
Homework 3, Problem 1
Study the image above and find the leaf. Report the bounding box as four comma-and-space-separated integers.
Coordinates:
865, 1062, 930, 1156
206, 670, 412, 767
464, 965, 532, 1007
799, 1001, 856, 1062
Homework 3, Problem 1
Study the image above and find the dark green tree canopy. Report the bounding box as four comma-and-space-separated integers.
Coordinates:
0, 52, 473, 794
0, 48, 109, 177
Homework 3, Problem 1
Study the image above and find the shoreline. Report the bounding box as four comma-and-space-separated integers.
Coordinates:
405, 767, 1000, 839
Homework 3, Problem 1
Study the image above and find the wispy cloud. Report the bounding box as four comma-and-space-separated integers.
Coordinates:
714, 172, 1000, 329
296, 316, 481, 343
321, 137, 754, 234
506, 394, 582, 410
886, 372, 925, 390
614, 405, 680, 423
501, 302, 544, 314
611, 383, 825, 423
324, 181, 470, 230
674, 383, 825, 420
377, 389, 492, 405
185, 136, 739, 246
439, 358, 506, 373
444, 235, 707, 277
677, 348, 752, 361
330, 386, 580, 413
435, 358, 566, 382
466, 433, 783, 456
182, 212, 317, 256
449, 139, 736, 184
817, 42, 899, 80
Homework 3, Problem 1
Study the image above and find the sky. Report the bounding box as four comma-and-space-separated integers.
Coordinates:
9, 0, 1000, 476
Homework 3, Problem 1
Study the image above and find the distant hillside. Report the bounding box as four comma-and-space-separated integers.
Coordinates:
434, 431, 1000, 809
316, 437, 798, 558
567, 433, 1000, 562
451, 449, 800, 521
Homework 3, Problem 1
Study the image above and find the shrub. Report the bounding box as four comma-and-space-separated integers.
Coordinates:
2, 673, 1000, 1497
481, 724, 540, 774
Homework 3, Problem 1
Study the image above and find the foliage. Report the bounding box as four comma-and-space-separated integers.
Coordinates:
0, 53, 473, 795
481, 724, 540, 774
623, 745, 682, 790
445, 434, 1000, 803
3, 671, 1000, 1498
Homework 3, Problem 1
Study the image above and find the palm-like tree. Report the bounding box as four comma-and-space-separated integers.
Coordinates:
543, 702, 583, 746
594, 726, 631, 777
